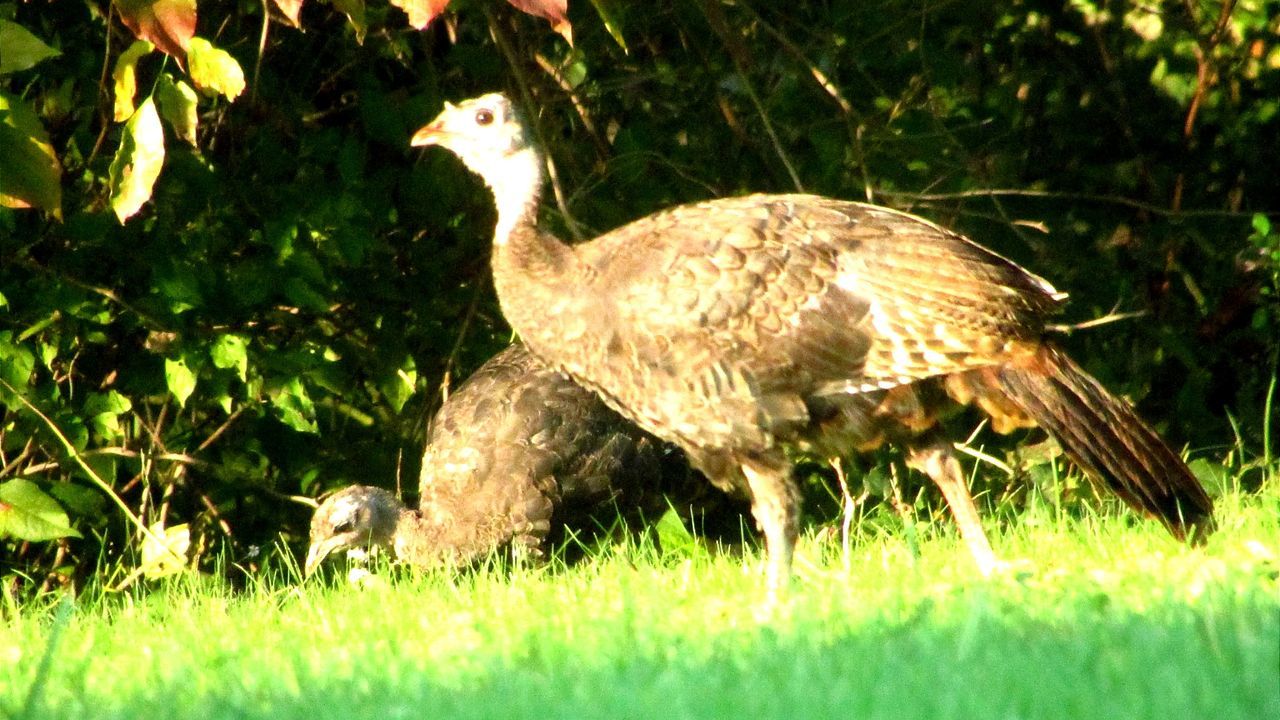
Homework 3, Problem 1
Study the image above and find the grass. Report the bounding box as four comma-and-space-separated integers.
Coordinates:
1, 487, 1277, 720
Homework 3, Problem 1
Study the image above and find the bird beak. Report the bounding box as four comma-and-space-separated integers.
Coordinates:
410, 101, 455, 147
410, 120, 445, 147
303, 536, 345, 578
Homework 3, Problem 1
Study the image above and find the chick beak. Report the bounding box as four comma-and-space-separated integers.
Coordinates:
303, 536, 344, 578
410, 102, 456, 147
410, 120, 445, 147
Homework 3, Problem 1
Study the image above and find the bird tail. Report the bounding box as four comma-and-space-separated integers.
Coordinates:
993, 345, 1214, 542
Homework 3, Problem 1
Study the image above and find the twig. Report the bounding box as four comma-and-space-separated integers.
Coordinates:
258, 486, 319, 508
394, 447, 404, 500
737, 3, 855, 118
252, 0, 270, 103
18, 448, 204, 477
697, 0, 804, 192
196, 406, 245, 453
829, 458, 861, 571
199, 492, 233, 538
952, 443, 1015, 477
532, 52, 610, 159
0, 378, 179, 563
1173, 0, 1238, 211
83, 3, 116, 172
438, 279, 485, 408
875, 187, 1268, 218
0, 438, 35, 479
1047, 309, 1146, 335
484, 5, 585, 240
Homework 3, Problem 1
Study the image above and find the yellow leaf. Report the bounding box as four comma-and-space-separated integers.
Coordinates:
108, 97, 166, 223
112, 40, 155, 123
155, 73, 199, 145
187, 37, 245, 100
271, 0, 306, 28
1123, 8, 1163, 42
140, 521, 190, 578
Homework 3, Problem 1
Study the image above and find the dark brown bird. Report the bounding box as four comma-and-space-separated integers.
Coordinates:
411, 93, 1214, 591
305, 343, 699, 576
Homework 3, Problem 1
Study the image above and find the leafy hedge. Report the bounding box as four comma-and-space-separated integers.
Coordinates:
1, 0, 1276, 594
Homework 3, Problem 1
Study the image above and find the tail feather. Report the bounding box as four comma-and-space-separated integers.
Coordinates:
994, 346, 1214, 542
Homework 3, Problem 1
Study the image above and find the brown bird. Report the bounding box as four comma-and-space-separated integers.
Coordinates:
305, 343, 704, 576
410, 93, 1214, 592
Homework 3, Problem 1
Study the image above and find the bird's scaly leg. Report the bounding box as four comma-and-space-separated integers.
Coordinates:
741, 454, 801, 598
906, 434, 1002, 576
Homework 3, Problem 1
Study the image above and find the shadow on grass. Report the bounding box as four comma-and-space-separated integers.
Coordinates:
47, 587, 1279, 720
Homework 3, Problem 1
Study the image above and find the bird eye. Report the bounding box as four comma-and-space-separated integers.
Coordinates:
475, 108, 494, 126
332, 520, 354, 534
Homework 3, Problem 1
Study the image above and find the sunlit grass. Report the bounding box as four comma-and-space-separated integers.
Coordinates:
2, 485, 1277, 720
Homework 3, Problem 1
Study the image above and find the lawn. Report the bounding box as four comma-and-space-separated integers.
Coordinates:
2, 486, 1277, 720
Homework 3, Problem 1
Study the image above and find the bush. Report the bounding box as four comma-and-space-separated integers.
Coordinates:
1, 0, 1276, 594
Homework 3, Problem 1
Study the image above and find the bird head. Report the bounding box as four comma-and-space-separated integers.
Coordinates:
304, 485, 405, 577
410, 93, 532, 179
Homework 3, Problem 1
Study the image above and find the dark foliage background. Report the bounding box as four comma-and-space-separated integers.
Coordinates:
1, 0, 1277, 593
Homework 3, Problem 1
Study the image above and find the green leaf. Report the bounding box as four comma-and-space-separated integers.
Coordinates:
586, 0, 627, 52
84, 390, 134, 441
282, 277, 331, 312
0, 19, 62, 75
380, 357, 417, 413
83, 390, 133, 417
77, 454, 117, 486
108, 96, 166, 223
654, 507, 698, 557
1252, 213, 1272, 239
47, 482, 107, 518
154, 73, 199, 145
210, 334, 249, 381
331, 0, 368, 43
187, 37, 245, 100
164, 357, 197, 407
269, 377, 317, 433
1187, 458, 1231, 497
0, 479, 81, 541
0, 333, 36, 399
0, 92, 63, 217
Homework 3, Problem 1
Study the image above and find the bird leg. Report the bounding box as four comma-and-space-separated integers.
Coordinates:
740, 454, 801, 596
905, 435, 1001, 576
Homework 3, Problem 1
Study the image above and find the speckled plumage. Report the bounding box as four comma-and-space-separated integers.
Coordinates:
412, 93, 1214, 588
305, 344, 712, 575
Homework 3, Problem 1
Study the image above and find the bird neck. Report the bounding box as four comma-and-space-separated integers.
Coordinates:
488, 145, 547, 249
485, 146, 585, 341
391, 510, 450, 566
391, 508, 496, 569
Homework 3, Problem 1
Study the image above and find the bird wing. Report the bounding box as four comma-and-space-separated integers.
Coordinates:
418, 343, 658, 557
575, 195, 1062, 432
